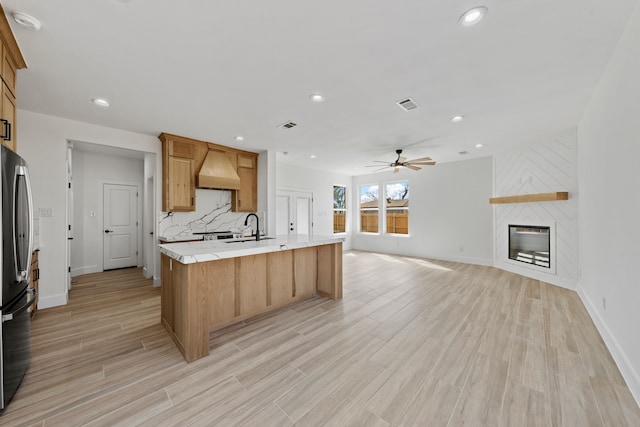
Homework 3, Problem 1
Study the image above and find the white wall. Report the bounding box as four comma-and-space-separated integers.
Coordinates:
71, 149, 144, 276
577, 0, 640, 404
351, 156, 493, 265
258, 150, 276, 236
143, 153, 156, 280
494, 128, 579, 289
276, 162, 353, 249
17, 110, 161, 308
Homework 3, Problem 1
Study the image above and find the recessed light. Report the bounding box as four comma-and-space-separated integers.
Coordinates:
475, 143, 484, 148
310, 155, 317, 159
310, 94, 325, 103
459, 7, 488, 27
234, 136, 244, 142
452, 115, 464, 122
12, 12, 42, 31
91, 98, 110, 107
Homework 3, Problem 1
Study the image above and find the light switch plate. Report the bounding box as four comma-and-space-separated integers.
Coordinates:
39, 208, 54, 217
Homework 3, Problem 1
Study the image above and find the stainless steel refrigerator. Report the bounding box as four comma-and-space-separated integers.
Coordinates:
0, 145, 35, 412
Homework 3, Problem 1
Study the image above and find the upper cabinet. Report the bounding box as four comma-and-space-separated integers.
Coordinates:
159, 133, 258, 213
0, 4, 27, 153
232, 153, 257, 212
161, 135, 196, 212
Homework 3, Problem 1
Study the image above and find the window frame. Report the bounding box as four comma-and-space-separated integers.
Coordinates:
383, 180, 410, 236
358, 183, 380, 234
332, 185, 347, 235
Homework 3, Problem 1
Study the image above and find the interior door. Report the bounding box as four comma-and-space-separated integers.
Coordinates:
103, 183, 138, 270
276, 190, 313, 237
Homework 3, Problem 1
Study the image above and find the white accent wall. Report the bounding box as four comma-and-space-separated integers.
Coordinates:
71, 149, 144, 276
494, 129, 579, 289
351, 156, 493, 265
577, 0, 640, 405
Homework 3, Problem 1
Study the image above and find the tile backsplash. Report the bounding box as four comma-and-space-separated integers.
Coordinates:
158, 189, 264, 239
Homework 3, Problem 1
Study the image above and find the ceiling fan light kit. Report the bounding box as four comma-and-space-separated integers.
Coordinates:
366, 149, 436, 173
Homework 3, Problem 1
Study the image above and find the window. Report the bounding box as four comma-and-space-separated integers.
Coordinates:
333, 185, 347, 233
385, 181, 409, 234
359, 184, 379, 233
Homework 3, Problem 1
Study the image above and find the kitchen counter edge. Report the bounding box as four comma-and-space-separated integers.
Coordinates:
158, 235, 344, 264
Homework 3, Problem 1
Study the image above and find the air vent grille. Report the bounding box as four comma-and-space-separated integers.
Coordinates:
396, 98, 419, 111
279, 121, 298, 129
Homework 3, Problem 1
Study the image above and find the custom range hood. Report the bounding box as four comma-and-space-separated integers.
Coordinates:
197, 150, 241, 190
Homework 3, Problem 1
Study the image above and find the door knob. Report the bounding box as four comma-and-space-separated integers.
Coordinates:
104, 230, 113, 233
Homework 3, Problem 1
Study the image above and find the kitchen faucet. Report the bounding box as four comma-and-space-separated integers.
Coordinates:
244, 213, 260, 241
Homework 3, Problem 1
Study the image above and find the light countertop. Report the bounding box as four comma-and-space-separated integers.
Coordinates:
158, 235, 344, 264
158, 234, 204, 242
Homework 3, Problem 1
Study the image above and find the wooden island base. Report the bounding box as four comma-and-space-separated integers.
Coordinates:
161, 243, 342, 362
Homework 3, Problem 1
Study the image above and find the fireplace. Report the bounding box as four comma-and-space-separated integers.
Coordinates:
508, 224, 555, 273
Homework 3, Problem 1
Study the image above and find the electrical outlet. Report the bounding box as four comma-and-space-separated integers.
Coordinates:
602, 297, 607, 310
459, 246, 464, 252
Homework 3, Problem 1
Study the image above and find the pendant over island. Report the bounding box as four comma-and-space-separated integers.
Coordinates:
158, 235, 343, 362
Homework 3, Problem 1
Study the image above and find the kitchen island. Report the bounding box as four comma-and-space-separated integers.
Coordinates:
158, 235, 343, 362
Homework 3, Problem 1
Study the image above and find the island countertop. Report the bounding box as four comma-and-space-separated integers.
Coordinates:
158, 234, 344, 264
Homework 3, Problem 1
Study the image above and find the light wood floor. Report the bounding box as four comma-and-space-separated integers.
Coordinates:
2, 251, 639, 426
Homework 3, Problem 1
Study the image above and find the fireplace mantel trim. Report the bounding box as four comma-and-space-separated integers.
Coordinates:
489, 191, 568, 205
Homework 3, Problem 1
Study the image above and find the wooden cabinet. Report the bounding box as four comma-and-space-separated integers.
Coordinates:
160, 136, 196, 212
160, 242, 343, 362
1, 81, 16, 151
0, 8, 26, 153
158, 133, 258, 213
29, 249, 40, 319
160, 254, 174, 331
232, 153, 258, 212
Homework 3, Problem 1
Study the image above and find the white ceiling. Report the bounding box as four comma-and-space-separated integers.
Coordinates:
3, 0, 637, 175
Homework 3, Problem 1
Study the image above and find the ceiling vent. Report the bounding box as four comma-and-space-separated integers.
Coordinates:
459, 150, 469, 155
279, 121, 298, 129
396, 98, 419, 111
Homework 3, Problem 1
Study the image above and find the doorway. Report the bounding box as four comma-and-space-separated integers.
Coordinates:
103, 183, 139, 270
276, 190, 314, 237
68, 142, 151, 278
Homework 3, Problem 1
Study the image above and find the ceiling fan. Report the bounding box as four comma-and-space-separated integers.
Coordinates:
366, 149, 436, 173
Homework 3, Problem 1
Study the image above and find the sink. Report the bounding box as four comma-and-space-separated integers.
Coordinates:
225, 237, 276, 243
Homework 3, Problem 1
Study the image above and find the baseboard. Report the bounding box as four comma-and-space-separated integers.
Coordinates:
70, 265, 100, 277
348, 246, 493, 267
38, 293, 68, 309
495, 261, 576, 290
578, 285, 640, 407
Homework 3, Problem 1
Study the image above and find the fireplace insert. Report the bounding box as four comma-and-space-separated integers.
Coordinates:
508, 225, 551, 268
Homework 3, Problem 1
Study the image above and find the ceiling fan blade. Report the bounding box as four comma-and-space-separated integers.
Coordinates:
407, 161, 436, 166
404, 164, 421, 171
371, 160, 393, 163
393, 167, 400, 173
407, 156, 432, 162
398, 156, 407, 163
374, 166, 391, 172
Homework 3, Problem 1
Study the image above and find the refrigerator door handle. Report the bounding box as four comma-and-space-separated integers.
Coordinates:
1, 288, 37, 323
13, 165, 34, 282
